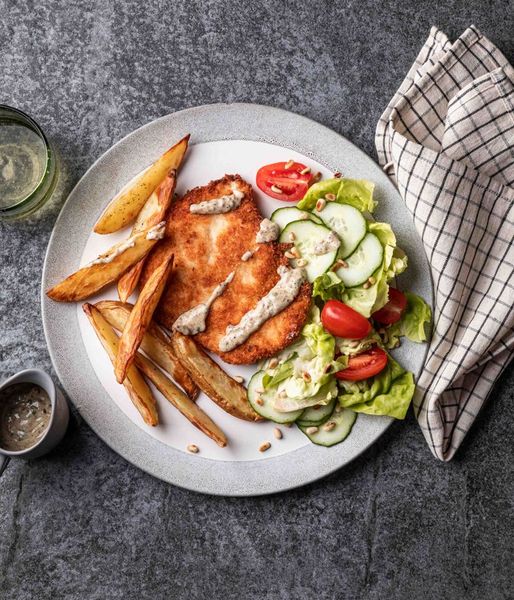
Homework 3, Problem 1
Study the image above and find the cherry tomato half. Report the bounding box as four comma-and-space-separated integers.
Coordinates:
321, 299, 372, 340
256, 161, 314, 201
335, 347, 388, 381
372, 288, 407, 325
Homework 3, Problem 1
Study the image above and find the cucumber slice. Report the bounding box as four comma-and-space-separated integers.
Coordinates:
297, 398, 336, 427
279, 220, 339, 283
316, 202, 367, 258
300, 406, 357, 447
247, 371, 303, 424
335, 232, 383, 287
271, 207, 322, 230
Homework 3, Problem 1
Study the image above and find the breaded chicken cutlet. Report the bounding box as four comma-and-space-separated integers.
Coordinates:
141, 174, 312, 364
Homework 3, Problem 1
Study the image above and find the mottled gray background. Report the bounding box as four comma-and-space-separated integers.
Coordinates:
0, 1, 513, 599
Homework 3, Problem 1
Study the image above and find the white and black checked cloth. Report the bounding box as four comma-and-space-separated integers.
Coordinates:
376, 26, 514, 461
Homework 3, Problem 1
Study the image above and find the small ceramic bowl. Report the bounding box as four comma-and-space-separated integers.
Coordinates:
0, 369, 69, 476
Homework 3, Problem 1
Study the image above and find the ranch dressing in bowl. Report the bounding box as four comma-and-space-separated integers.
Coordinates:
0, 382, 52, 451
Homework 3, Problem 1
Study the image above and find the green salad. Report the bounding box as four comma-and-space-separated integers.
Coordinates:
248, 177, 431, 447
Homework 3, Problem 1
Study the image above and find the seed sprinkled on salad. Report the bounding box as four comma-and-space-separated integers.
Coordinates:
187, 444, 199, 454
300, 166, 311, 175
284, 250, 296, 260
323, 421, 336, 432
288, 231, 296, 242
259, 441, 271, 452
271, 184, 283, 194
233, 375, 245, 384
368, 276, 376, 285
284, 159, 294, 169
306, 426, 319, 435
326, 193, 336, 201
296, 258, 308, 267
269, 358, 279, 369
273, 427, 283, 440
290, 246, 301, 258
315, 198, 326, 212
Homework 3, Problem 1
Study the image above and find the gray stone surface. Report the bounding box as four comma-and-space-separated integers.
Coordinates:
0, 0, 513, 598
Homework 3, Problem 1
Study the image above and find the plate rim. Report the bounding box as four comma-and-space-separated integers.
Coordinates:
41, 102, 431, 496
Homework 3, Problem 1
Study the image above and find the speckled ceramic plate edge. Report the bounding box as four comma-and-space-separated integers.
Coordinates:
41, 103, 432, 496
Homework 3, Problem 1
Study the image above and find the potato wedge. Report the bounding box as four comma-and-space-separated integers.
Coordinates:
115, 248, 174, 383
83, 304, 158, 426
118, 169, 177, 302
134, 353, 227, 447
171, 333, 263, 422
96, 300, 199, 400
46, 222, 166, 302
94, 135, 189, 234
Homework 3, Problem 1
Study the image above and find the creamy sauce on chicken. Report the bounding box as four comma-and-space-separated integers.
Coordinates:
219, 265, 306, 352
145, 221, 166, 240
189, 183, 244, 215
0, 383, 52, 451
173, 271, 235, 335
91, 222, 165, 265
313, 231, 340, 255
241, 249, 254, 262
256, 218, 280, 243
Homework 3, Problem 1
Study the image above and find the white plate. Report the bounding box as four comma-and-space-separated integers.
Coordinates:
42, 104, 432, 495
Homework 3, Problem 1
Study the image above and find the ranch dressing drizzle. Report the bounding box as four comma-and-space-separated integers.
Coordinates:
90, 222, 165, 265
173, 271, 235, 335
219, 265, 306, 352
256, 218, 280, 243
241, 249, 255, 262
312, 231, 340, 255
189, 183, 244, 215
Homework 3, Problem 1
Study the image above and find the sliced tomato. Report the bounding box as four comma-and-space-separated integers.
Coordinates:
256, 161, 314, 201
321, 299, 371, 340
372, 288, 407, 325
335, 347, 388, 381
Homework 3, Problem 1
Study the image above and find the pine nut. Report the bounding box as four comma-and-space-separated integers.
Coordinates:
306, 426, 319, 435
269, 358, 279, 368
284, 251, 296, 260
259, 442, 271, 452
288, 231, 296, 242
233, 375, 244, 384
273, 427, 283, 440
323, 421, 336, 432
290, 246, 301, 258
187, 444, 199, 454
271, 184, 283, 194
284, 159, 294, 169
326, 193, 336, 201
315, 198, 326, 212
300, 166, 311, 175
363, 281, 371, 289
368, 276, 376, 285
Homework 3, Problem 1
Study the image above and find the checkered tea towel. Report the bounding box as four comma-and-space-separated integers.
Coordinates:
375, 26, 514, 461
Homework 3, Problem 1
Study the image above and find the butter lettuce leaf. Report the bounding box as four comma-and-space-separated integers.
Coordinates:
338, 355, 414, 419
297, 177, 376, 213
336, 178, 376, 213
297, 179, 343, 210
385, 292, 432, 349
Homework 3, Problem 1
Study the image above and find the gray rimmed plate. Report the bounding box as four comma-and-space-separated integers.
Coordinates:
41, 103, 432, 496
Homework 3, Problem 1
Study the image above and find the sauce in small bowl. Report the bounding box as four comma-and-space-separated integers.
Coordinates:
0, 383, 52, 451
